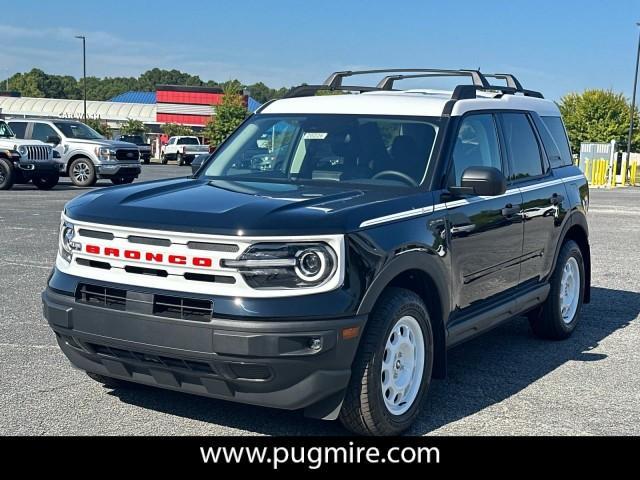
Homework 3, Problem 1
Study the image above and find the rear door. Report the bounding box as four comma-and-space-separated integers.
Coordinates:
445, 113, 524, 312
498, 112, 567, 285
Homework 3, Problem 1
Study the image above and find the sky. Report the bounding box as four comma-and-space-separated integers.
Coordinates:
2, 0, 640, 101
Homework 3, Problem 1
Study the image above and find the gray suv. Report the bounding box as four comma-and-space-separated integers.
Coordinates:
8, 119, 141, 187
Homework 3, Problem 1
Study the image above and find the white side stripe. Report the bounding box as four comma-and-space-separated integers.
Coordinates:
358, 174, 586, 228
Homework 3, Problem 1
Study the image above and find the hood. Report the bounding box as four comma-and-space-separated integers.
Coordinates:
65, 138, 138, 149
0, 137, 48, 147
65, 177, 434, 236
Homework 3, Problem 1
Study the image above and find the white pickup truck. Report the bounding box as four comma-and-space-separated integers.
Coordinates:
161, 136, 209, 166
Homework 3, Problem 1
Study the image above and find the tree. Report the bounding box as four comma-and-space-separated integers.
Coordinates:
120, 118, 147, 135
559, 89, 640, 153
82, 117, 110, 137
204, 84, 248, 146
161, 123, 194, 137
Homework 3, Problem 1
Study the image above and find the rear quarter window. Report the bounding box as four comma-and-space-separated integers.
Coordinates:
541, 116, 573, 168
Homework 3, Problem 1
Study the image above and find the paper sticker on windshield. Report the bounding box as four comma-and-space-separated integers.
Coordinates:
303, 132, 328, 140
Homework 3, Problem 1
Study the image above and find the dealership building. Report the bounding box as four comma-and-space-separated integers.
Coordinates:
0, 84, 261, 133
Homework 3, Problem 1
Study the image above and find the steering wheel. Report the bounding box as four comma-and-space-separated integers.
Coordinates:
372, 170, 418, 187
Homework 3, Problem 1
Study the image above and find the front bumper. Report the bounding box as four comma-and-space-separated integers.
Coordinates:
96, 163, 141, 178
42, 286, 365, 415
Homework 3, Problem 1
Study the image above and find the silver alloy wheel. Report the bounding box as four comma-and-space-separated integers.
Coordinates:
381, 315, 425, 416
72, 161, 91, 183
560, 256, 580, 324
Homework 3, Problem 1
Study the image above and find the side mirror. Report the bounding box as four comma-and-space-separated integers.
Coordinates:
452, 166, 507, 197
46, 135, 61, 145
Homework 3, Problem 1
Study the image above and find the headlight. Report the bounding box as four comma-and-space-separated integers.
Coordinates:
95, 147, 116, 161
223, 242, 337, 289
17, 145, 28, 157
58, 219, 81, 263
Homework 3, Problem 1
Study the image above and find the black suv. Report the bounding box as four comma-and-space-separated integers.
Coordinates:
42, 69, 590, 435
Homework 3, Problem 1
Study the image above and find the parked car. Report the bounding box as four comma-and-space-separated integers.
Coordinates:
117, 134, 152, 164
42, 68, 590, 435
161, 136, 209, 166
8, 119, 141, 187
0, 120, 59, 190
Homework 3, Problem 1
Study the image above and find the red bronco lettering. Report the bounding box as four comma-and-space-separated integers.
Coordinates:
84, 244, 215, 268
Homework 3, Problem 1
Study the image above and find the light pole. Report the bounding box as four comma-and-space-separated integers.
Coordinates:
75, 35, 87, 121
626, 23, 640, 160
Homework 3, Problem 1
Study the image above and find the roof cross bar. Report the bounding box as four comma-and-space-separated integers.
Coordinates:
451, 84, 544, 100
324, 69, 490, 89
376, 71, 491, 90
284, 84, 383, 98
483, 73, 524, 91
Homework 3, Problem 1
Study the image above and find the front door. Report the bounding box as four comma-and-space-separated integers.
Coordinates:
445, 113, 524, 313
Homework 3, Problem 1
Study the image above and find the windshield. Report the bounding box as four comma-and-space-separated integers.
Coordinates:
177, 137, 199, 145
120, 135, 145, 144
201, 114, 440, 188
0, 121, 15, 138
54, 121, 103, 140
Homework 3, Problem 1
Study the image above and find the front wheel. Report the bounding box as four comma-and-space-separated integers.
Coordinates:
69, 158, 97, 187
340, 287, 433, 435
176, 153, 184, 166
528, 240, 585, 340
33, 173, 60, 190
161, 154, 168, 165
0, 158, 15, 190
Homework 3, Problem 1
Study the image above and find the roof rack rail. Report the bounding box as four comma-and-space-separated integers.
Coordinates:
284, 84, 382, 99
324, 68, 490, 89
483, 73, 523, 90
451, 84, 544, 100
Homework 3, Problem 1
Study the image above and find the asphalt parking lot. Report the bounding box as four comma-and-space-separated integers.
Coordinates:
1, 165, 639, 436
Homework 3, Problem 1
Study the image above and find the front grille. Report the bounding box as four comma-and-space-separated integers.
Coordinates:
25, 145, 50, 161
87, 343, 218, 376
154, 294, 213, 321
75, 283, 213, 322
76, 283, 126, 311
115, 149, 140, 161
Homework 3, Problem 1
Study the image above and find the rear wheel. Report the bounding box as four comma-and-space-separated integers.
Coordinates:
0, 158, 15, 190
69, 157, 96, 187
340, 288, 433, 435
529, 240, 585, 340
32, 172, 59, 190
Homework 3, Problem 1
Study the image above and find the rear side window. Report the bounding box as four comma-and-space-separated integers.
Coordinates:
500, 113, 544, 181
8, 121, 26, 138
541, 116, 573, 167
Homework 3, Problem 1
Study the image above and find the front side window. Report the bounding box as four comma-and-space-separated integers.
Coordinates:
31, 123, 57, 142
202, 114, 440, 188
7, 121, 25, 138
448, 114, 503, 186
500, 113, 544, 180
53, 122, 103, 140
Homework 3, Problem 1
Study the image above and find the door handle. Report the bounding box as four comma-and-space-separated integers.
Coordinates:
501, 203, 521, 217
550, 193, 564, 205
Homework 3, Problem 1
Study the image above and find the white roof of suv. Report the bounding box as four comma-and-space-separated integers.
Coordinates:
263, 89, 560, 118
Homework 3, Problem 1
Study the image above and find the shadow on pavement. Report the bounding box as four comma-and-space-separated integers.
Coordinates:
106, 286, 639, 436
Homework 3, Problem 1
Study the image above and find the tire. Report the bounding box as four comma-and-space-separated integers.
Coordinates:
86, 372, 132, 389
143, 157, 150, 164
110, 176, 135, 185
340, 287, 433, 436
161, 154, 168, 165
177, 153, 184, 166
32, 173, 60, 190
528, 240, 585, 340
0, 158, 15, 190
69, 157, 97, 187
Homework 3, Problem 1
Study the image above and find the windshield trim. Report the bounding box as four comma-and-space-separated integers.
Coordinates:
197, 112, 443, 191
